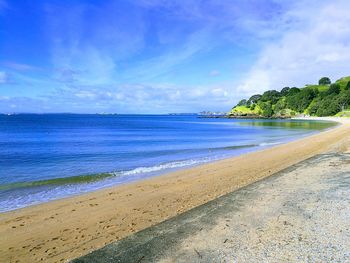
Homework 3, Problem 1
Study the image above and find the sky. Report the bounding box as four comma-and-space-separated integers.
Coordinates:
0, 0, 349, 114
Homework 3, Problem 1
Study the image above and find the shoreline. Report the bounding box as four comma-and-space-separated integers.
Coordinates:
0, 118, 334, 213
0, 117, 349, 262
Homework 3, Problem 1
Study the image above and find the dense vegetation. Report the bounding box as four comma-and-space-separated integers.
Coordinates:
229, 76, 350, 118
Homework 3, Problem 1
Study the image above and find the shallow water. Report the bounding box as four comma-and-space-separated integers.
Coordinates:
0, 114, 335, 212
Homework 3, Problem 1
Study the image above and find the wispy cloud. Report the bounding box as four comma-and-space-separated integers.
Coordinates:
121, 27, 217, 81
3, 62, 40, 71
43, 0, 286, 84
27, 82, 236, 113
54, 68, 83, 83
44, 1, 147, 85
237, 0, 350, 96
1, 0, 349, 113
209, 70, 220, 77
0, 71, 8, 84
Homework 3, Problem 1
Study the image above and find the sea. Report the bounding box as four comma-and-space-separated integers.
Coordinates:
0, 114, 335, 212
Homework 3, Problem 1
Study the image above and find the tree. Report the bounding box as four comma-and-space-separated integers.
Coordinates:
230, 75, 349, 118
287, 87, 301, 96
308, 98, 320, 116
280, 87, 290, 96
286, 87, 316, 113
337, 90, 350, 111
345, 81, 350, 90
316, 96, 341, 116
327, 83, 340, 95
247, 94, 262, 105
318, 77, 331, 85
258, 101, 273, 117
274, 98, 287, 112
236, 99, 247, 107
261, 90, 281, 104
286, 95, 298, 111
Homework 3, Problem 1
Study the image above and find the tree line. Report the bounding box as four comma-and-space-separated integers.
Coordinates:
232, 77, 350, 118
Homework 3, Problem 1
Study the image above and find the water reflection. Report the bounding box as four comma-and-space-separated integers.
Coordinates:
234, 120, 336, 130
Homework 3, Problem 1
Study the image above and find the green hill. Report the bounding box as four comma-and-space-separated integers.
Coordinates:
229, 76, 350, 118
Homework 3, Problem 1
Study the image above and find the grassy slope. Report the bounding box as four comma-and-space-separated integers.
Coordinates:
305, 84, 328, 92
229, 105, 261, 115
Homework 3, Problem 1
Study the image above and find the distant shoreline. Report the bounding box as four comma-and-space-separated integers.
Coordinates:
0, 117, 349, 262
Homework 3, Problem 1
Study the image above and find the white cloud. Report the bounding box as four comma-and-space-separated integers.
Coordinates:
211, 88, 228, 97
209, 70, 220, 76
237, 0, 350, 97
5, 0, 349, 114
38, 82, 235, 113
43, 0, 288, 86
122, 27, 216, 81
0, 71, 8, 84
44, 1, 146, 85
3, 62, 39, 71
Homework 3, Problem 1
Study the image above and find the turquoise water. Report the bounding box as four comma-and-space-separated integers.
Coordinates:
0, 114, 335, 212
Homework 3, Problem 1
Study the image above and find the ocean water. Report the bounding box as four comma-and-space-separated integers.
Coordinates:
0, 114, 335, 212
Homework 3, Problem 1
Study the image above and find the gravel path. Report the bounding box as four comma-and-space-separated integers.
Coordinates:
73, 153, 350, 263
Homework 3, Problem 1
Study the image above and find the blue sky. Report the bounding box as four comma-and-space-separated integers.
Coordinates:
0, 0, 349, 113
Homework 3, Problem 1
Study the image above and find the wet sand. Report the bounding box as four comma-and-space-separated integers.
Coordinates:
0, 118, 349, 263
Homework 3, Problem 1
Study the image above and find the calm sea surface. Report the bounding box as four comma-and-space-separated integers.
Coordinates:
0, 114, 335, 212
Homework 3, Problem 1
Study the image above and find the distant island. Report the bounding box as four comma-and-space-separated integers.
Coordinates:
229, 76, 350, 118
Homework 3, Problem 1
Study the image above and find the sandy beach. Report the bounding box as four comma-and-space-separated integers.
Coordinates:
74, 152, 350, 262
1, 118, 349, 263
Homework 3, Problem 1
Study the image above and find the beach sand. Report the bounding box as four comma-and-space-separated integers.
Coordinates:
0, 118, 349, 263
73, 152, 350, 262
